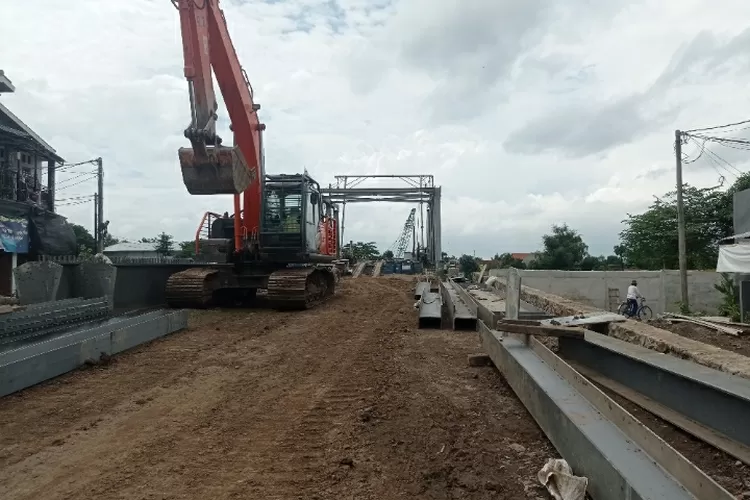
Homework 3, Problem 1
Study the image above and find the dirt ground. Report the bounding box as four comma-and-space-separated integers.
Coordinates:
0, 276, 555, 500
650, 319, 750, 357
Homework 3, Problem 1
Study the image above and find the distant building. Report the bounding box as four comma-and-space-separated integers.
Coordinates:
0, 70, 73, 296
103, 242, 159, 259
511, 252, 538, 266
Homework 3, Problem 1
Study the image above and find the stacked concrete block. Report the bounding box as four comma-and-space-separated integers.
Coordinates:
76, 261, 117, 308
13, 261, 63, 305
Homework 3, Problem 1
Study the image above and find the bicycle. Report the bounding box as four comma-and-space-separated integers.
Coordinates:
617, 297, 653, 321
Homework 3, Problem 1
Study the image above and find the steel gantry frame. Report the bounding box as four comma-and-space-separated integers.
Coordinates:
321, 175, 442, 267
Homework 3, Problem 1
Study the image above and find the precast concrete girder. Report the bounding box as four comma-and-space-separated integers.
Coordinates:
0, 309, 188, 397
558, 331, 750, 465
479, 320, 733, 499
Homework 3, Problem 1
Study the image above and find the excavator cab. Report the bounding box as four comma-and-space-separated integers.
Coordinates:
260, 174, 334, 262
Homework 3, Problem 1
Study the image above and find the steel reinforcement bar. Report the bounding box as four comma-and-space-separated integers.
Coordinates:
558, 331, 750, 465
479, 320, 733, 499
0, 297, 112, 345
0, 309, 188, 398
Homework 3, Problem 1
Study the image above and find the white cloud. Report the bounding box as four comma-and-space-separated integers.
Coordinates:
2, 0, 750, 258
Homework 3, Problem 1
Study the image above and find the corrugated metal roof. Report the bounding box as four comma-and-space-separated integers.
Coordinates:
104, 242, 158, 253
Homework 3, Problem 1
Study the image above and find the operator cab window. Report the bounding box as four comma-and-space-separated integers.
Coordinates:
264, 188, 302, 233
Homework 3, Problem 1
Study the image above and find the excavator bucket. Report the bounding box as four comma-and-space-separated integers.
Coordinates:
178, 146, 254, 195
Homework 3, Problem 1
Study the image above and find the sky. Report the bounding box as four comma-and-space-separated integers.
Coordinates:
2, 0, 750, 258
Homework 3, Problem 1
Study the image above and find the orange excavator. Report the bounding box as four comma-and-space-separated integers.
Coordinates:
164, 0, 339, 310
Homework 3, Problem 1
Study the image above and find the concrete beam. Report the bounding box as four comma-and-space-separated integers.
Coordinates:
559, 331, 750, 464
352, 262, 366, 278
418, 292, 442, 329
0, 309, 188, 398
506, 268, 521, 321
440, 281, 477, 331
478, 320, 733, 499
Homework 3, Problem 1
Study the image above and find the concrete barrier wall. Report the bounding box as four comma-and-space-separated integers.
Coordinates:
43, 263, 196, 309
487, 274, 750, 379
487, 269, 722, 314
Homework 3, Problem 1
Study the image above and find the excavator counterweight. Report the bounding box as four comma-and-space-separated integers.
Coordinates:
178, 145, 253, 195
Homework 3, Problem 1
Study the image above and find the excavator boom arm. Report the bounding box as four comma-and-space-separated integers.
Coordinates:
176, 0, 265, 248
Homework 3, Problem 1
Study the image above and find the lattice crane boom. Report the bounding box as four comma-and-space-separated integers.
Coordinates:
389, 208, 416, 259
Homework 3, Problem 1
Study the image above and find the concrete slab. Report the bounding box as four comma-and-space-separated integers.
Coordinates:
77, 261, 117, 306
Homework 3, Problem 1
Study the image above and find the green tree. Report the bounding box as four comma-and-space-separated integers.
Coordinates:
71, 224, 96, 254
617, 173, 750, 270
178, 240, 196, 258
531, 224, 589, 270
580, 255, 606, 271
342, 241, 380, 263
382, 249, 394, 260
458, 254, 479, 278
715, 172, 750, 237
618, 185, 726, 270
143, 233, 175, 256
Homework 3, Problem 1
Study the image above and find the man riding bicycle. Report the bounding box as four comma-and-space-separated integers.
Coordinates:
626, 280, 643, 317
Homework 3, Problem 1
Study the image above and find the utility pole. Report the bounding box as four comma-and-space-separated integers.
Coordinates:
675, 130, 689, 311
96, 157, 103, 253
93, 192, 98, 250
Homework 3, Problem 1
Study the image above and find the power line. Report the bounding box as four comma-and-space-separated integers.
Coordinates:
684, 118, 750, 134
57, 170, 98, 187
57, 174, 98, 191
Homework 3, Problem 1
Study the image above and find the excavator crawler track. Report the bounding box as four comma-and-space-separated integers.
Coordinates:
165, 268, 221, 309
266, 267, 335, 310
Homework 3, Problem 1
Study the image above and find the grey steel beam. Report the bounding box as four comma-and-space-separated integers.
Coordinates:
418, 292, 442, 329
558, 331, 750, 464
324, 197, 432, 203
321, 188, 436, 195
432, 186, 441, 268
480, 320, 732, 499
414, 281, 429, 300
0, 309, 188, 398
440, 281, 476, 331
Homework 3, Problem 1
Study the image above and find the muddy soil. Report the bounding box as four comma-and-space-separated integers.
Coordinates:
650, 318, 750, 357
0, 276, 555, 500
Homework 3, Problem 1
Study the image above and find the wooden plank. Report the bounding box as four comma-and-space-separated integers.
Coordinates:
496, 320, 586, 339
497, 319, 541, 326
665, 313, 743, 336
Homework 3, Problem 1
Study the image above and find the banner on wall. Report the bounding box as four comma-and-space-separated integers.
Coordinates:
0, 215, 29, 253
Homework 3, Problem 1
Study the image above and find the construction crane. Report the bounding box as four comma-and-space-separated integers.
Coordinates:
163, 0, 339, 310
388, 208, 416, 259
